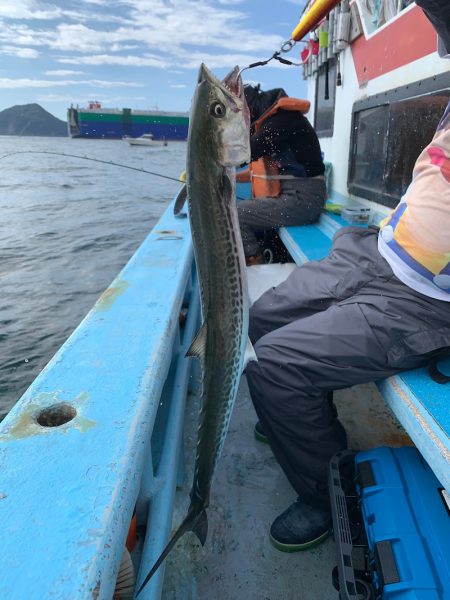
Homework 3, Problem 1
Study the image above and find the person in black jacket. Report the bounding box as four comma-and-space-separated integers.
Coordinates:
237, 85, 326, 265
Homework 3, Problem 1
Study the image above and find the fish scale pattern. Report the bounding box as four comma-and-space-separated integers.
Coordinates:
136, 65, 251, 593
189, 169, 248, 503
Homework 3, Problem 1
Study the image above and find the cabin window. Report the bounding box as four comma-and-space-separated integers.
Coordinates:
349, 77, 450, 208
356, 0, 414, 35
314, 59, 336, 137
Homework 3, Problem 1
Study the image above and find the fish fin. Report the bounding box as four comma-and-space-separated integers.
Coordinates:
220, 169, 233, 199
186, 323, 207, 360
135, 506, 207, 596
242, 337, 257, 373
191, 508, 208, 546
173, 183, 187, 215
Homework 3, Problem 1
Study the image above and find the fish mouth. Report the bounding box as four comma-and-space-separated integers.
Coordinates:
198, 63, 244, 104
222, 66, 243, 100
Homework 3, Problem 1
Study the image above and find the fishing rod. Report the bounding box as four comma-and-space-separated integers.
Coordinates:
0, 150, 185, 184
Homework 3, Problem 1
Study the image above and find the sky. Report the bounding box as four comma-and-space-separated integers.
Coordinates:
0, 0, 308, 122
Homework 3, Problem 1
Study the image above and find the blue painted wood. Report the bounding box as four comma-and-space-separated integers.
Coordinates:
0, 202, 194, 599
280, 217, 450, 492
378, 371, 450, 492
136, 280, 201, 599
279, 223, 333, 264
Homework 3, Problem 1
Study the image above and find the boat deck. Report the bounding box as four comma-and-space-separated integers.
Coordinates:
0, 200, 445, 600
161, 347, 411, 599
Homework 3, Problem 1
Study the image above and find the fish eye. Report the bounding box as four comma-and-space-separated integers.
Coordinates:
210, 101, 225, 118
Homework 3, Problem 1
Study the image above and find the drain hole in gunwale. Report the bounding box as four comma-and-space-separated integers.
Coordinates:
36, 403, 77, 427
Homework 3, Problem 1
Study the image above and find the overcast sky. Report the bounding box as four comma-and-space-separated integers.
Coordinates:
0, 0, 308, 121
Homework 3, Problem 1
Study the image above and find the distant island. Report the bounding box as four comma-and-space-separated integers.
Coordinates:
0, 103, 67, 137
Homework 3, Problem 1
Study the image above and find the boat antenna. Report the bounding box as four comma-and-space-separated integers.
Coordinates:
0, 150, 185, 183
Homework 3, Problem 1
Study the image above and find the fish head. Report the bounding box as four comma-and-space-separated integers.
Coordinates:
192, 64, 250, 167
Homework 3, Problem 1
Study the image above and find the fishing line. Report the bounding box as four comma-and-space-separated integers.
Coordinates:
0, 150, 249, 201
239, 38, 305, 77
0, 150, 184, 183
0, 150, 185, 184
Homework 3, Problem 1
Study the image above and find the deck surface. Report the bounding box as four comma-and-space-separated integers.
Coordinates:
0, 203, 194, 599
160, 375, 410, 600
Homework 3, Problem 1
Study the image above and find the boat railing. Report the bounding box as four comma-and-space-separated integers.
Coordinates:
0, 199, 199, 599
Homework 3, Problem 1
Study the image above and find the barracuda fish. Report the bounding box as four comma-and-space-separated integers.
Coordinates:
136, 64, 251, 594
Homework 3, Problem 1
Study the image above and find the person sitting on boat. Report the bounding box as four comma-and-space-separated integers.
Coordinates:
237, 85, 327, 265
244, 0, 450, 553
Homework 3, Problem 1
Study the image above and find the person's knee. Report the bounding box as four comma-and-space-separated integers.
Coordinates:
248, 332, 330, 406
245, 357, 286, 421
237, 201, 256, 224
248, 317, 262, 344
252, 334, 282, 365
248, 306, 270, 343
246, 337, 289, 398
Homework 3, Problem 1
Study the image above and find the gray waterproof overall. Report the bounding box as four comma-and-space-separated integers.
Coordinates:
245, 227, 450, 506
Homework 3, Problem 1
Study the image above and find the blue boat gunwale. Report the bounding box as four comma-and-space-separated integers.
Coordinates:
0, 200, 196, 599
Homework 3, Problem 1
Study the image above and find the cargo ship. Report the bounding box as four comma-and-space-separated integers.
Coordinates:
67, 100, 189, 140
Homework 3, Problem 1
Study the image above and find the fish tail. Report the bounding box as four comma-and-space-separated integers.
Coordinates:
190, 506, 208, 545
135, 506, 208, 596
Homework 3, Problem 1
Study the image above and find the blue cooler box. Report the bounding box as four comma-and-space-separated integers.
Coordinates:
329, 446, 450, 599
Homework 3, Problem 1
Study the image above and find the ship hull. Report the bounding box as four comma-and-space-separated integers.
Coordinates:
67, 107, 189, 140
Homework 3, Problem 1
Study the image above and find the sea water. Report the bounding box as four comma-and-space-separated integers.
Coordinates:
0, 135, 187, 419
